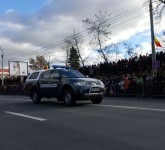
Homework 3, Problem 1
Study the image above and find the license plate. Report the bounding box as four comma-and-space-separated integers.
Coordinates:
90, 87, 100, 92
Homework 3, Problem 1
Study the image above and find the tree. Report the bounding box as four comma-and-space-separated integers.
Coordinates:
110, 42, 121, 62
123, 42, 142, 58
63, 39, 72, 66
63, 30, 86, 68
29, 55, 48, 70
72, 30, 85, 68
68, 46, 80, 69
83, 10, 111, 63
155, 0, 165, 22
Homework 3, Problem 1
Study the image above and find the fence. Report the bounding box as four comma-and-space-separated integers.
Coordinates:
106, 82, 165, 97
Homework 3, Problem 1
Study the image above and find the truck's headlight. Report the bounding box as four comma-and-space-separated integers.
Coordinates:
97, 80, 105, 86
74, 81, 87, 86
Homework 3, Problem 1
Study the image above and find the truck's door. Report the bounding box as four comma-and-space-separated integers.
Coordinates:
39, 70, 60, 97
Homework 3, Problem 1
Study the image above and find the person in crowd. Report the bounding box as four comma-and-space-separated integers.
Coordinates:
118, 76, 125, 91
136, 74, 144, 86
145, 72, 153, 86
123, 74, 130, 90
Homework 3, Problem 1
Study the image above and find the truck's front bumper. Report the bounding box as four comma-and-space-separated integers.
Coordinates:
75, 86, 105, 100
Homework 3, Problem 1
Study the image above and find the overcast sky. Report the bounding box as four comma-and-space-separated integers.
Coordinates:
0, 0, 164, 67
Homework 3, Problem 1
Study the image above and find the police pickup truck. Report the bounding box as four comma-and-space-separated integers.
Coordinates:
24, 66, 105, 106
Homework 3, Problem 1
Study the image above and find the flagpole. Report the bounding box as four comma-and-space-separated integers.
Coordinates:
0, 47, 4, 87
149, 0, 157, 74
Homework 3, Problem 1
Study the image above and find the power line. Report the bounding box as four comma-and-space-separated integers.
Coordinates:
6, 1, 149, 62
10, 3, 147, 59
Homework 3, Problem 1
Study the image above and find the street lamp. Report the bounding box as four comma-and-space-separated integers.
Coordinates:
0, 47, 4, 87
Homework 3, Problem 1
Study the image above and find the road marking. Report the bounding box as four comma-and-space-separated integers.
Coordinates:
4, 111, 46, 121
0, 97, 30, 102
93, 104, 165, 112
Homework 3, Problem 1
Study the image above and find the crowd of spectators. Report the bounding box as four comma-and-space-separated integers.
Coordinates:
0, 76, 26, 95
79, 51, 165, 97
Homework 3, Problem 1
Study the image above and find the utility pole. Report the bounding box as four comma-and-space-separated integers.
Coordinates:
149, 0, 157, 73
0, 47, 4, 86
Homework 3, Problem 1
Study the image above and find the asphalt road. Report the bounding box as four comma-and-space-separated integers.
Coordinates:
0, 95, 165, 150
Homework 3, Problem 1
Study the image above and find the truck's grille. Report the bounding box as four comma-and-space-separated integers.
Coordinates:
90, 87, 102, 93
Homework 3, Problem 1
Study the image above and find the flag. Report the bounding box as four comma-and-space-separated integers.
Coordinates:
154, 36, 162, 47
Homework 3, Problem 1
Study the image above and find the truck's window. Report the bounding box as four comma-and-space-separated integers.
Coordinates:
40, 71, 50, 79
29, 72, 39, 79
50, 71, 60, 79
59, 70, 85, 78
40, 70, 60, 80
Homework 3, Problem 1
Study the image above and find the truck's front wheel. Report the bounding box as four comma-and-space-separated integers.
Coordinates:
63, 89, 75, 106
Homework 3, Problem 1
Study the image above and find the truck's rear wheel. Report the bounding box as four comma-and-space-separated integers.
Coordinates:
63, 89, 75, 106
31, 90, 41, 104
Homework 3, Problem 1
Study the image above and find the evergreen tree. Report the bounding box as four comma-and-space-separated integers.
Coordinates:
68, 46, 80, 69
